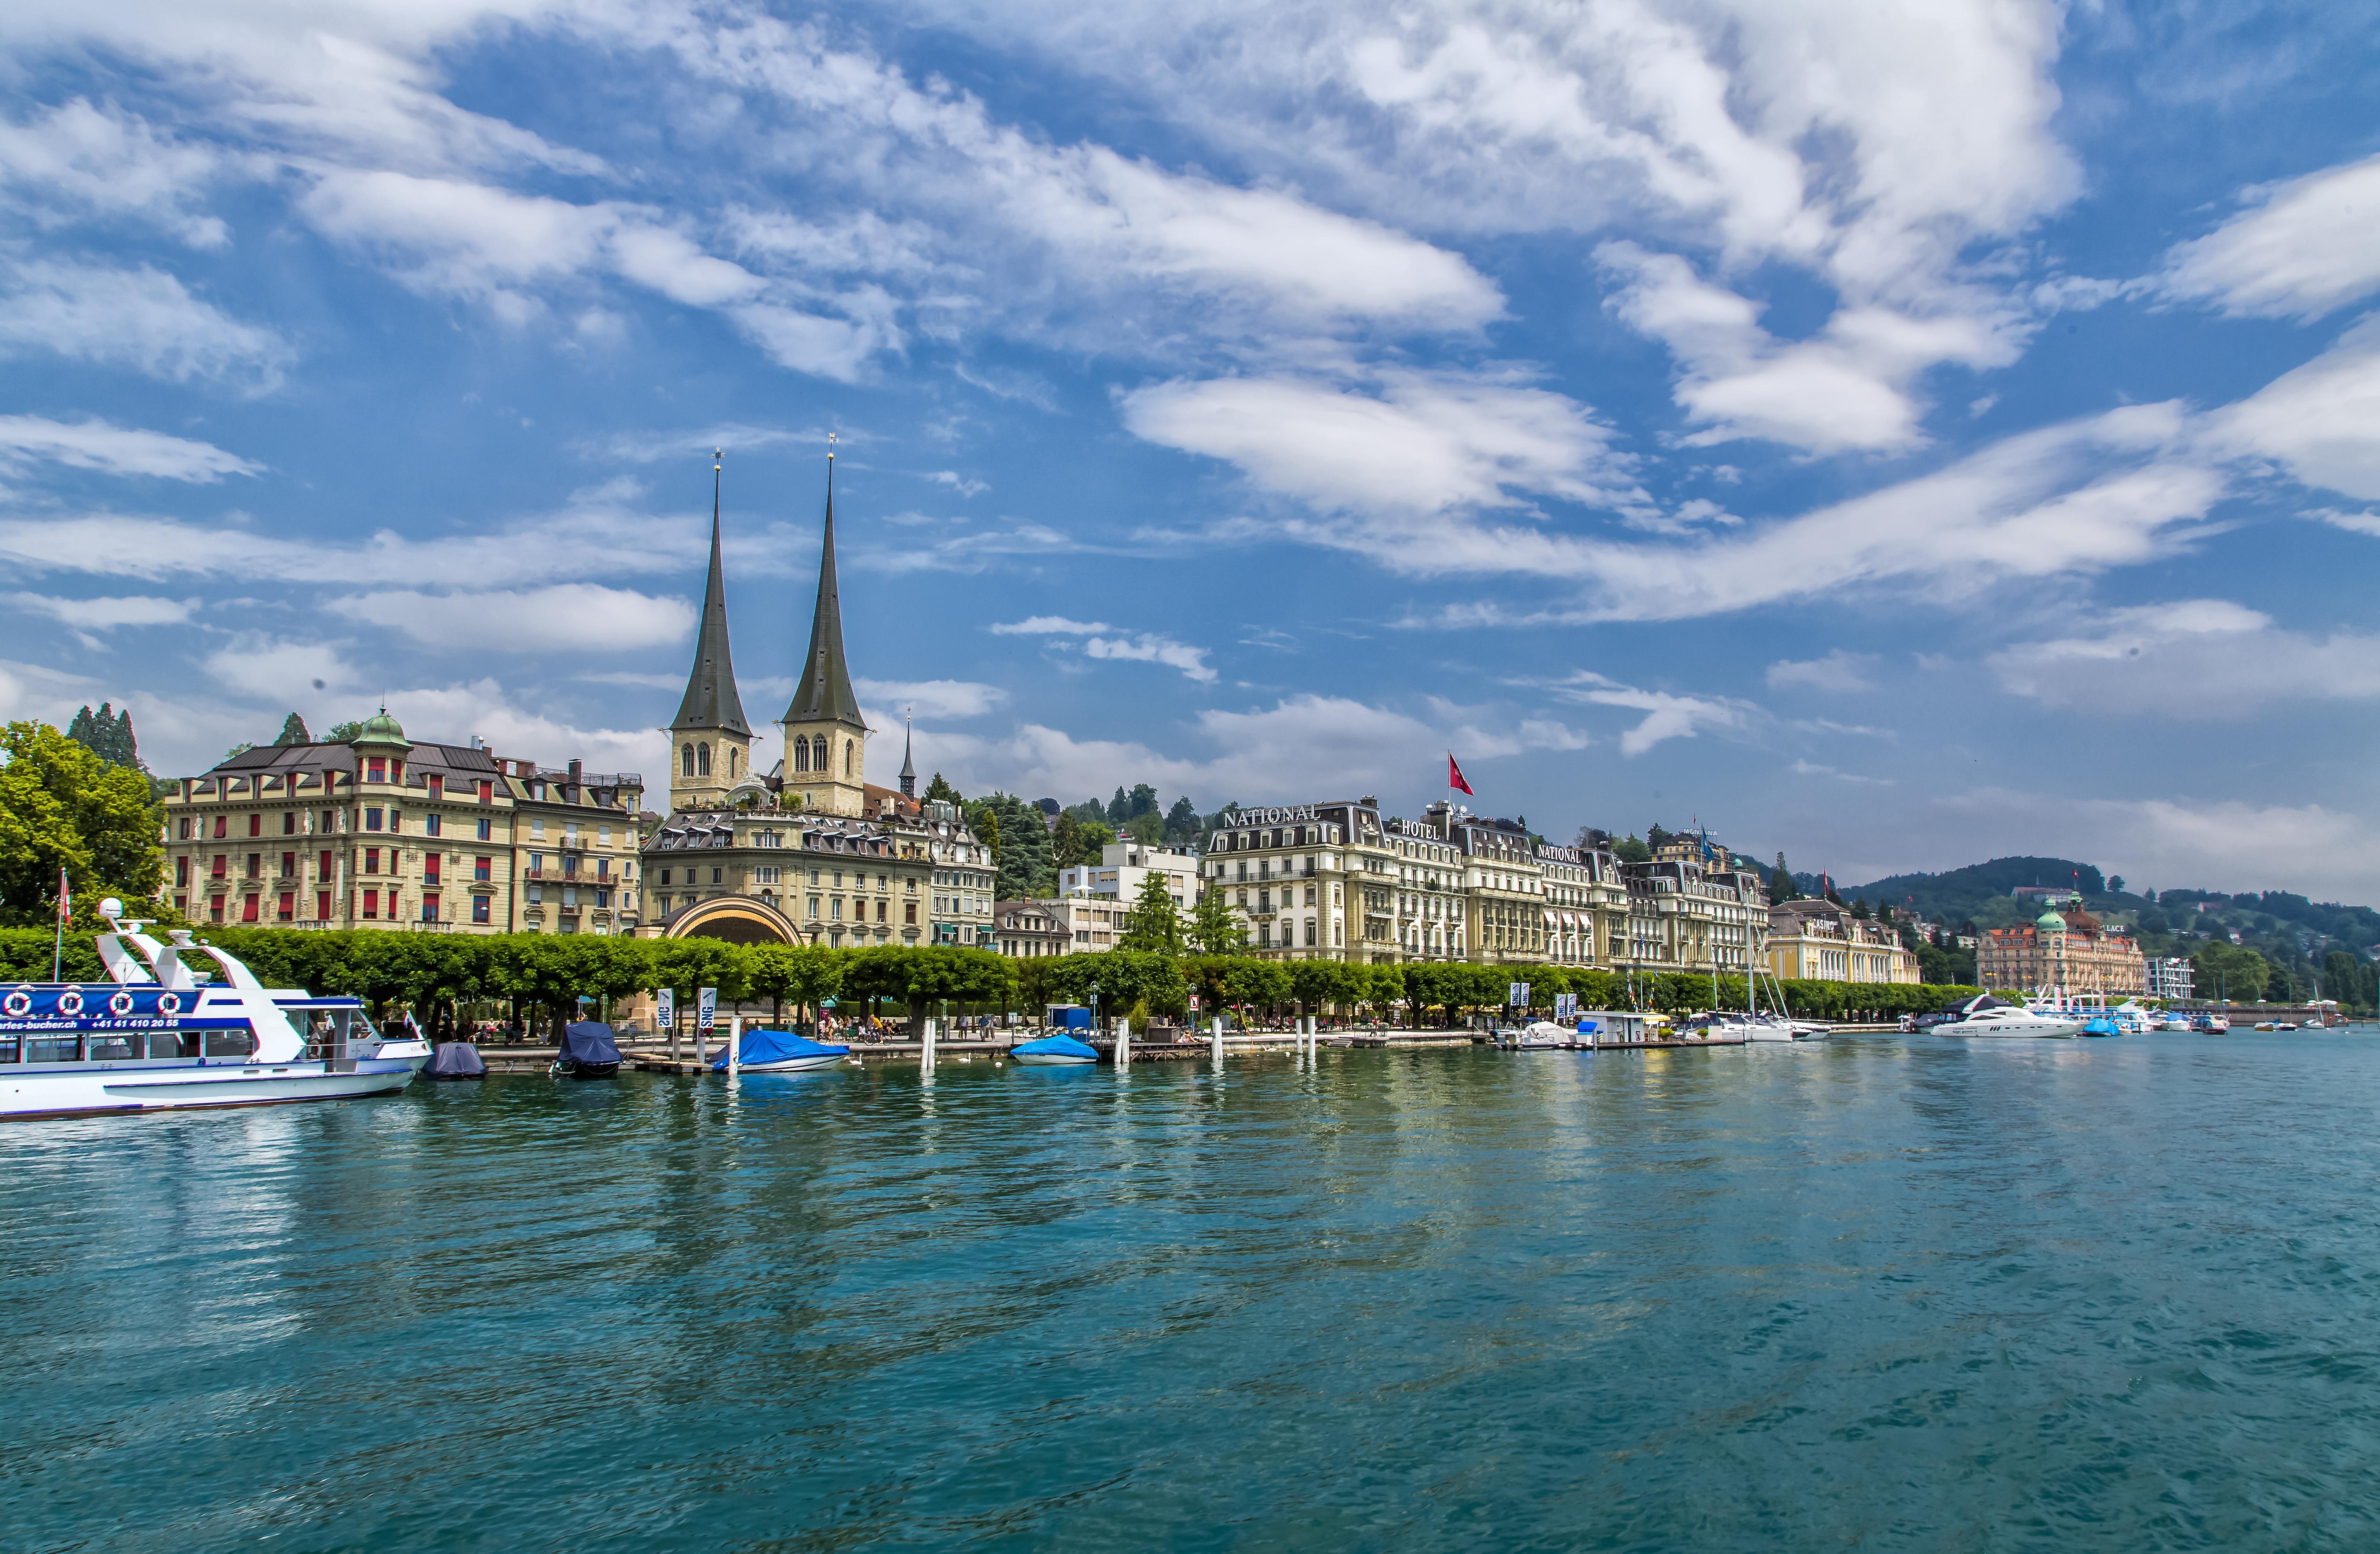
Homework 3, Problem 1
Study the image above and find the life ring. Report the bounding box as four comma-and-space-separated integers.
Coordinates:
156, 991, 182, 1016
55, 989, 84, 1017
2, 986, 31, 1018
109, 990, 136, 1016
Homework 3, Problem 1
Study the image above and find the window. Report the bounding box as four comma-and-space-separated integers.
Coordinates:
812, 734, 826, 771
175, 857, 189, 887
474, 856, 491, 882
364, 847, 380, 873
277, 892, 295, 922
471, 817, 489, 842
876, 900, 887, 922
178, 817, 191, 840
793, 737, 807, 773
317, 890, 331, 920
710, 867, 723, 885
281, 851, 296, 878
565, 822, 578, 845
697, 743, 711, 777
282, 812, 296, 835
905, 902, 917, 924
1306, 919, 1317, 946
808, 897, 820, 920
318, 849, 333, 879
659, 868, 671, 886
212, 815, 226, 839
477, 779, 493, 804
844, 739, 854, 776
323, 810, 336, 833
363, 889, 379, 919
367, 758, 386, 783
531, 817, 545, 840
365, 808, 383, 832
529, 884, 543, 904
831, 898, 842, 921
682, 743, 695, 776
597, 824, 610, 846
529, 852, 545, 875
428, 774, 443, 799
209, 894, 224, 923
425, 856, 441, 884
472, 895, 490, 924
426, 813, 441, 838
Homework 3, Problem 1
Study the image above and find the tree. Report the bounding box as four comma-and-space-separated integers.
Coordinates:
1189, 882, 1244, 955
1118, 868, 1184, 955
2108, 874, 2127, 894
966, 798, 1003, 864
275, 713, 312, 746
924, 772, 962, 806
1123, 810, 1165, 844
978, 792, 1056, 901
1771, 852, 1800, 905
1051, 812, 1114, 871
1646, 823, 1674, 852
66, 703, 141, 770
1106, 785, 1130, 825
326, 720, 367, 743
1163, 796, 1201, 844
1613, 833, 1652, 865
222, 741, 256, 764
0, 720, 164, 925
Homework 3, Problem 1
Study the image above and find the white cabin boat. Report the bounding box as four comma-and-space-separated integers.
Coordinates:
1933, 1004, 2088, 1039
0, 901, 430, 1120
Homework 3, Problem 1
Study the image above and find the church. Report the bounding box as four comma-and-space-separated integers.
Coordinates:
639, 452, 997, 950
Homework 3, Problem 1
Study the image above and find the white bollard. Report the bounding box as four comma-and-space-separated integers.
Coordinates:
921, 1016, 937, 1072
1211, 1015, 1224, 1067
1115, 1016, 1132, 1069
726, 1014, 740, 1076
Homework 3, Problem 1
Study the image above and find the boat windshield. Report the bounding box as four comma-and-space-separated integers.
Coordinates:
297, 1006, 381, 1053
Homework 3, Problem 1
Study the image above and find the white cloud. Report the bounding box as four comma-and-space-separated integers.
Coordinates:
1766, 650, 1879, 694
1791, 759, 1892, 787
0, 258, 290, 389
199, 635, 366, 705
1989, 599, 2380, 714
0, 416, 261, 482
0, 593, 195, 643
924, 470, 987, 497
2213, 315, 2380, 501
2159, 153, 2380, 321
1544, 671, 1756, 756
336, 585, 696, 653
989, 615, 1214, 681
1121, 368, 1638, 517
853, 677, 1008, 720
574, 422, 827, 464
0, 97, 235, 247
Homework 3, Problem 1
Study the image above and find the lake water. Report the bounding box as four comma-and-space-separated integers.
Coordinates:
9, 1035, 2380, 1551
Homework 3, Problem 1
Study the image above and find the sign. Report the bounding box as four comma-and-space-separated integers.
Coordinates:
1189, 995, 1201, 1011
1507, 981, 1530, 1007
1235, 806, 1321, 826
697, 986, 717, 1031
1554, 992, 1577, 1020
656, 987, 674, 1029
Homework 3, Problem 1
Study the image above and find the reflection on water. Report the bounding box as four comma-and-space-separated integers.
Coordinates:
8, 1035, 2380, 1552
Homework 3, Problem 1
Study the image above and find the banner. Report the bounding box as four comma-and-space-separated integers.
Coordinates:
697, 986, 717, 1031
1507, 981, 1530, 1007
656, 987, 674, 1030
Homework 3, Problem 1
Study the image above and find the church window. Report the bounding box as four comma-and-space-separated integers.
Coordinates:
844, 740, 854, 776
681, 744, 694, 777
812, 735, 827, 772
697, 744, 712, 777
728, 747, 739, 776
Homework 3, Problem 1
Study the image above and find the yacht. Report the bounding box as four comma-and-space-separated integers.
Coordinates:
1932, 1003, 2089, 1038
1, 900, 430, 1119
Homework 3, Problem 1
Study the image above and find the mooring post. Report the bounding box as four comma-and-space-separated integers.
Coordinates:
1211, 1015, 1223, 1067
1116, 1015, 1132, 1069
726, 1014, 740, 1077
921, 1015, 937, 1072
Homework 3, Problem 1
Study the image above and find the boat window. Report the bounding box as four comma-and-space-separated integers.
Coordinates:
0, 1034, 16, 1063
203, 1031, 256, 1058
149, 1032, 201, 1059
25, 1036, 80, 1063
86, 1034, 139, 1060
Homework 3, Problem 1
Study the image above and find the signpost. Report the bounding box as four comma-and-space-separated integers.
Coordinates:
696, 986, 716, 1067
657, 987, 676, 1061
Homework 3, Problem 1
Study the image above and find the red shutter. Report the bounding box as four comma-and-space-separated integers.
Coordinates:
316, 891, 331, 920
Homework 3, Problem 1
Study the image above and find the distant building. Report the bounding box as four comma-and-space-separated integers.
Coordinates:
1764, 899, 1919, 984
992, 900, 1069, 958
1979, 907, 2147, 996
1039, 895, 1128, 951
2145, 957, 2195, 1000
1058, 841, 1200, 910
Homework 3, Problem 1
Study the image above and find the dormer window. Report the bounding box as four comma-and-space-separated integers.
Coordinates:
366, 758, 387, 783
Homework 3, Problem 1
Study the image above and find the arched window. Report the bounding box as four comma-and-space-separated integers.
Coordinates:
844, 739, 854, 777
812, 735, 827, 772
728, 747, 739, 777
681, 743, 695, 777
697, 744, 712, 777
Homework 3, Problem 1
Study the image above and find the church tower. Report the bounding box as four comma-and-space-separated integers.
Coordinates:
667, 451, 754, 812
779, 448, 869, 816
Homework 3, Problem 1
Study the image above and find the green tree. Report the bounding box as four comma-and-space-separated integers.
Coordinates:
1646, 823, 1674, 852
1123, 810, 1165, 844
1612, 833, 1652, 865
1189, 882, 1244, 955
1771, 852, 1799, 905
1051, 812, 1115, 871
1106, 785, 1130, 825
1118, 867, 1185, 955
924, 772, 962, 805
221, 741, 256, 763
1163, 796, 1201, 844
966, 798, 1003, 863
66, 703, 141, 769
326, 720, 366, 743
0, 720, 164, 924
977, 792, 1055, 900
274, 713, 312, 746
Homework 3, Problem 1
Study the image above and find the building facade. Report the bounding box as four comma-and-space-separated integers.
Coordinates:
1979, 907, 2148, 996
1764, 898, 1919, 984
160, 713, 643, 934
992, 900, 1070, 958
1058, 842, 1200, 910
638, 456, 995, 950
2145, 957, 2195, 1000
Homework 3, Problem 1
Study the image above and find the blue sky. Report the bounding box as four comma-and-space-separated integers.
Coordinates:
3, 2, 2377, 897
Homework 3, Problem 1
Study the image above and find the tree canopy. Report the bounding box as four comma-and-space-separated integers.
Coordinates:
1118, 867, 1184, 955
0, 720, 163, 926
65, 703, 141, 770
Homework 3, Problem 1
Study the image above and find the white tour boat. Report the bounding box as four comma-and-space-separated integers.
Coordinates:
0, 900, 430, 1120
1932, 1003, 2089, 1039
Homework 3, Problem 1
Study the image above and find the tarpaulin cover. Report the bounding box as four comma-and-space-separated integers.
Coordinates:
560, 1022, 621, 1065
710, 1029, 849, 1070
1012, 1034, 1099, 1059
427, 1041, 486, 1076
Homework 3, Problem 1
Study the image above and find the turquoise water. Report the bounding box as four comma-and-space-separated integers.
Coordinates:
10, 1036, 2380, 1551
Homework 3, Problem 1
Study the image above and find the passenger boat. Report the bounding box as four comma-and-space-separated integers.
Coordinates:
712, 1029, 849, 1072
0, 900, 430, 1119
1930, 999, 2087, 1038
1011, 1033, 1099, 1066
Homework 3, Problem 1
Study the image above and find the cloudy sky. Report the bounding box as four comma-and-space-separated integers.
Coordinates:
2, 1, 2376, 896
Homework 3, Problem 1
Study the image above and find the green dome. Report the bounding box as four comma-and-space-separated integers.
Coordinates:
349, 709, 411, 749
2037, 909, 2066, 930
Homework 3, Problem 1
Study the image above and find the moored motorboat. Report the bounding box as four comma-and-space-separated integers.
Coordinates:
424, 1042, 487, 1080
712, 1029, 848, 1072
553, 1021, 622, 1079
1011, 1033, 1098, 1066
0, 900, 430, 1119
1502, 1021, 1571, 1049
1932, 1000, 2088, 1038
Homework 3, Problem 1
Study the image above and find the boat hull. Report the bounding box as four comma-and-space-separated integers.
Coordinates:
0, 1056, 426, 1120
555, 1062, 621, 1079
737, 1054, 847, 1072
1012, 1053, 1097, 1066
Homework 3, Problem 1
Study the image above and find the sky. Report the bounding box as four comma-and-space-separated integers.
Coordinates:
2, 1, 2377, 899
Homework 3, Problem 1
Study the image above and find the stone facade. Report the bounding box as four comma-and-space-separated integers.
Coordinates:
160, 713, 642, 934
1979, 906, 2147, 996
1764, 898, 1919, 984
992, 900, 1070, 958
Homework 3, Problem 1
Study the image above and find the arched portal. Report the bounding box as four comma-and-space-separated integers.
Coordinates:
665, 894, 801, 946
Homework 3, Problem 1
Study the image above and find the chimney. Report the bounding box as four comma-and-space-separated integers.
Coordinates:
569, 759, 583, 783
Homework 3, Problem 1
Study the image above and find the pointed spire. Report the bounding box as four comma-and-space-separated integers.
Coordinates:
783, 444, 867, 731
673, 449, 751, 736
899, 708, 916, 798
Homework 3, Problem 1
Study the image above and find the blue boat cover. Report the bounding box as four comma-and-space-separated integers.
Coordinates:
1012, 1034, 1099, 1059
560, 1022, 621, 1065
711, 1029, 850, 1070
427, 1041, 486, 1076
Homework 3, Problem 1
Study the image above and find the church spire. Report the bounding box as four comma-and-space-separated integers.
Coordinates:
899, 708, 916, 798
672, 451, 751, 737
783, 443, 867, 732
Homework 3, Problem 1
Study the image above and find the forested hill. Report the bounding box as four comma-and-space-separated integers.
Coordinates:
1844, 857, 2107, 921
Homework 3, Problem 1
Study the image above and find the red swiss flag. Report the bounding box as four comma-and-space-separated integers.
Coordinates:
1447, 753, 1474, 796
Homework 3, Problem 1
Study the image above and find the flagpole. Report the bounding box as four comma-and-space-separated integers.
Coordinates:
52, 862, 67, 981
